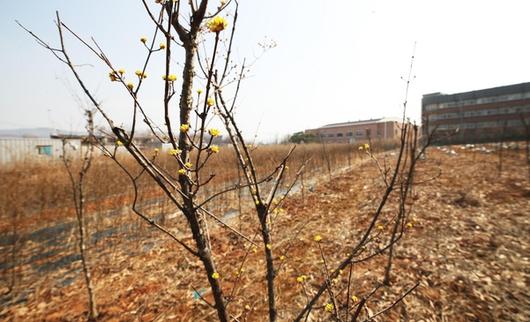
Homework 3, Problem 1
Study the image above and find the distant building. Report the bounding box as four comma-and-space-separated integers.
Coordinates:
0, 137, 77, 165
422, 82, 530, 144
0, 131, 163, 165
304, 118, 402, 144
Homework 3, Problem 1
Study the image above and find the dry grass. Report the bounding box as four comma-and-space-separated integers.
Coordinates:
1, 143, 528, 321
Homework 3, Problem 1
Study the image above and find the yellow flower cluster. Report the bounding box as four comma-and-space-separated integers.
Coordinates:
406, 222, 413, 229
314, 234, 322, 242
197, 89, 203, 95
184, 162, 192, 168
178, 168, 186, 175
169, 148, 181, 156
351, 295, 359, 302
207, 16, 228, 33
209, 145, 220, 153
135, 70, 147, 79
162, 74, 177, 81
377, 224, 384, 230
325, 303, 334, 313
180, 124, 190, 132
208, 128, 220, 137
159, 42, 166, 49
140, 36, 147, 44
207, 97, 215, 107
211, 272, 220, 279
118, 68, 125, 75
279, 255, 286, 261
359, 143, 370, 150
266, 243, 272, 250
115, 140, 123, 146
126, 83, 134, 90
296, 275, 307, 283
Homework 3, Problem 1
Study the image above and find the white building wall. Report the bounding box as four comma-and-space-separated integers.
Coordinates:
0, 138, 82, 166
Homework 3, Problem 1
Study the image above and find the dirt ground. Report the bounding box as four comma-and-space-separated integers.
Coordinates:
1, 146, 529, 321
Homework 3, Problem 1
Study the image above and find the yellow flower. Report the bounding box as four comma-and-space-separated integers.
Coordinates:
208, 128, 220, 137
209, 145, 220, 153
266, 243, 272, 250
108, 71, 118, 82
140, 36, 148, 43
162, 74, 177, 81
211, 272, 220, 279
169, 148, 181, 156
279, 255, 286, 261
115, 140, 123, 146
406, 222, 413, 229
314, 234, 322, 242
252, 246, 257, 253
197, 89, 203, 95
154, 148, 159, 153
159, 42, 166, 49
135, 70, 147, 79
377, 224, 384, 230
296, 275, 307, 283
118, 68, 125, 75
207, 97, 215, 107
364, 143, 370, 150
325, 303, 334, 313
207, 16, 228, 33
351, 295, 359, 303
180, 124, 190, 132
126, 82, 134, 90
184, 162, 192, 168
178, 168, 186, 175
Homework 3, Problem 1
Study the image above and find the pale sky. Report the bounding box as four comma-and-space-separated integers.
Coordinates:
2, 0, 530, 142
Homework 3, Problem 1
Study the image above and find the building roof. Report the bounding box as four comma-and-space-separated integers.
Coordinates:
422, 82, 530, 105
315, 117, 402, 130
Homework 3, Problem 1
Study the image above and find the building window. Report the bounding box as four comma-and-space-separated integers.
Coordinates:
37, 145, 53, 156
327, 134, 334, 137
337, 133, 343, 137
355, 130, 363, 137
347, 132, 353, 137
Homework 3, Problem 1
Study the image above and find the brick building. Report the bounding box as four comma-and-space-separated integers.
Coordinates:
422, 82, 530, 144
305, 118, 402, 143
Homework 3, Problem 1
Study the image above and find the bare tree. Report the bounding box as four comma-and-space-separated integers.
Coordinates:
19, 2, 431, 321
61, 110, 98, 321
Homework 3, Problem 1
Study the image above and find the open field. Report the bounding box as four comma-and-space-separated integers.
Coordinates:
1, 144, 529, 321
